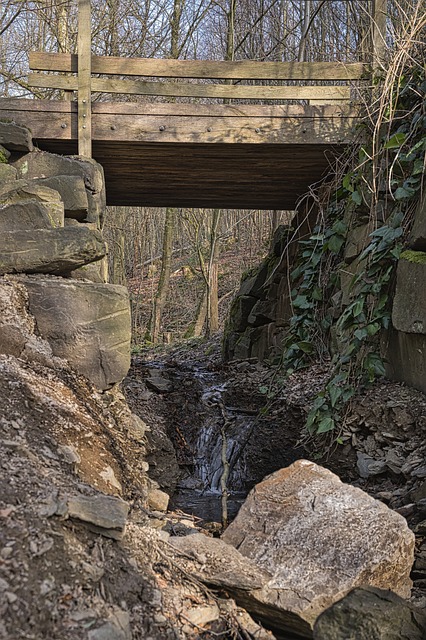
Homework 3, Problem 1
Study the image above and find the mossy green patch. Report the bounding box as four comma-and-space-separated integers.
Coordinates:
400, 250, 426, 264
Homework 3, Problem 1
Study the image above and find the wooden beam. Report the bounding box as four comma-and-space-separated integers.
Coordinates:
372, 0, 387, 70
0, 98, 358, 146
29, 52, 368, 81
77, 0, 92, 157
0, 97, 356, 118
28, 73, 351, 102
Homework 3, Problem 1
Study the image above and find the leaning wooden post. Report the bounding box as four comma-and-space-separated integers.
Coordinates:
372, 0, 387, 72
78, 0, 92, 157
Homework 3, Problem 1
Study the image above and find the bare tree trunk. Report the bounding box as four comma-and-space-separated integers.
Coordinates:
206, 208, 221, 337
298, 0, 311, 62
147, 207, 175, 343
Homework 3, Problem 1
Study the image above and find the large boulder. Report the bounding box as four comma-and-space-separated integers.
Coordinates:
0, 200, 63, 232
21, 276, 131, 390
221, 460, 415, 636
313, 586, 426, 640
0, 226, 106, 276
13, 151, 105, 226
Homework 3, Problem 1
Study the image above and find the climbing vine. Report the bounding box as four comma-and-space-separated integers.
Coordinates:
280, 63, 426, 441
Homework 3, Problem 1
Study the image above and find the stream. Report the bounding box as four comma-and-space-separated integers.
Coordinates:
168, 370, 255, 523
125, 355, 303, 524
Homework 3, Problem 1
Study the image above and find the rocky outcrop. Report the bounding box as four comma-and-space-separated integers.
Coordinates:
21, 276, 131, 390
0, 121, 130, 391
313, 586, 426, 640
220, 460, 414, 636
223, 224, 296, 361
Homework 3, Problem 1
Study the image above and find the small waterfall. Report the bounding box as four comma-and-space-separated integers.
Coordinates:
171, 382, 253, 521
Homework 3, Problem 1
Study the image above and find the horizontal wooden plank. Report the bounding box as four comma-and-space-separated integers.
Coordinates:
0, 102, 358, 146
0, 97, 357, 119
28, 73, 351, 101
29, 51, 368, 81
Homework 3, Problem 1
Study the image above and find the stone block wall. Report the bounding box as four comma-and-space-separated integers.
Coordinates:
0, 122, 131, 391
385, 193, 426, 394
224, 190, 426, 397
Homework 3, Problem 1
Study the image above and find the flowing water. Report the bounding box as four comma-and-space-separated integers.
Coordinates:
169, 372, 254, 523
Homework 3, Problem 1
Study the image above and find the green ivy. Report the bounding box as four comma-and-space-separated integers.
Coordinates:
280, 66, 426, 440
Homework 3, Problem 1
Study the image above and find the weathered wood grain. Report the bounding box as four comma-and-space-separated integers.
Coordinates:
28, 73, 352, 102
77, 0, 92, 157
0, 99, 358, 145
29, 52, 368, 81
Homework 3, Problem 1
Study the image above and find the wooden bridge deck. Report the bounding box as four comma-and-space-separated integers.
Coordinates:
0, 98, 358, 210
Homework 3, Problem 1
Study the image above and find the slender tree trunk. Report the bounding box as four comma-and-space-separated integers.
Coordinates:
206, 208, 221, 337
298, 0, 311, 62
147, 207, 175, 343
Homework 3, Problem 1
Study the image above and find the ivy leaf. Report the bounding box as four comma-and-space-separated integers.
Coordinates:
293, 295, 312, 310
352, 190, 362, 205
316, 416, 335, 434
329, 386, 342, 408
384, 132, 407, 149
258, 386, 269, 395
352, 299, 364, 317
328, 234, 345, 254
394, 185, 416, 200
354, 327, 368, 340
342, 172, 354, 192
297, 341, 313, 354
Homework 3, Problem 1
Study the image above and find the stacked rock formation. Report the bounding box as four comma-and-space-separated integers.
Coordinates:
0, 121, 131, 391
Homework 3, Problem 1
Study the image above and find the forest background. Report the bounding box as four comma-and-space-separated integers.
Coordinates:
0, 0, 406, 345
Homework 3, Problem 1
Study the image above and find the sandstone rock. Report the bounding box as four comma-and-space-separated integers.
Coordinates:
0, 181, 64, 227
0, 121, 33, 152
356, 451, 387, 478
169, 533, 272, 591
228, 295, 257, 332
222, 460, 415, 634
392, 254, 426, 333
384, 328, 426, 395
146, 375, 173, 393
22, 276, 131, 390
0, 163, 17, 183
0, 200, 62, 232
67, 494, 129, 540
0, 227, 106, 276
34, 175, 89, 220
184, 604, 220, 628
410, 191, 426, 250
247, 299, 276, 327
313, 586, 426, 640
68, 257, 109, 283
13, 151, 105, 226
147, 488, 169, 512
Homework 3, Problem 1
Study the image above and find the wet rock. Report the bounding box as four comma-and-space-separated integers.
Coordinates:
67, 494, 129, 540
356, 452, 387, 478
221, 460, 415, 635
313, 587, 426, 640
0, 227, 106, 276
0, 121, 33, 152
146, 375, 173, 393
22, 276, 131, 390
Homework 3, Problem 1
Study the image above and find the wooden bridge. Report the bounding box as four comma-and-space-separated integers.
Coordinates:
0, 1, 387, 211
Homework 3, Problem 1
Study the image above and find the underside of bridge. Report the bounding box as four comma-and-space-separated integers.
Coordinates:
0, 98, 357, 210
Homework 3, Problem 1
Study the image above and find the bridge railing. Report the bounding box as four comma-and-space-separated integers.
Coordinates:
26, 0, 386, 158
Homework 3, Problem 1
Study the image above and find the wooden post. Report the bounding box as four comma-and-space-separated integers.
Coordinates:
372, 0, 387, 71
78, 0, 92, 157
